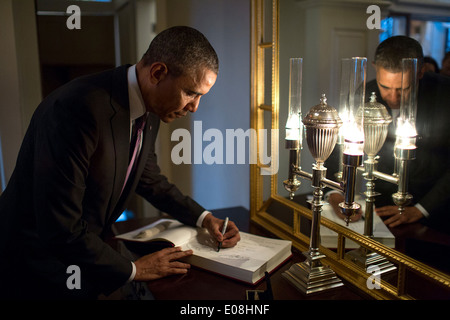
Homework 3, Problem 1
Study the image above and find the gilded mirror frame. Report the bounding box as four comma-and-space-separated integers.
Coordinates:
250, 0, 450, 299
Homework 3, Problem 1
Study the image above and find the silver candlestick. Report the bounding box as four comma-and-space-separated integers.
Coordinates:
348, 92, 396, 274
282, 57, 365, 295
283, 94, 345, 294
347, 58, 418, 274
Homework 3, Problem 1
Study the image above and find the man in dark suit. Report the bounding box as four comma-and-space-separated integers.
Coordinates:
327, 36, 450, 235
0, 26, 240, 299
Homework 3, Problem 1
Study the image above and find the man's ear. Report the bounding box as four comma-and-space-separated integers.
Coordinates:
149, 62, 168, 84
418, 64, 425, 80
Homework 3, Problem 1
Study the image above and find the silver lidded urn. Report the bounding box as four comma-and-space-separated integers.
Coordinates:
358, 92, 392, 158
303, 94, 343, 166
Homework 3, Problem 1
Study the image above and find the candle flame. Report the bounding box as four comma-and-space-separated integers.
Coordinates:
396, 119, 417, 138
286, 113, 301, 140
395, 119, 417, 149
342, 122, 364, 156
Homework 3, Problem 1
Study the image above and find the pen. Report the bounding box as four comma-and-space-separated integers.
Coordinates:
217, 217, 229, 252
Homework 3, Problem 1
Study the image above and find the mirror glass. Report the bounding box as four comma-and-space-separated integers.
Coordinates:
274, 0, 450, 277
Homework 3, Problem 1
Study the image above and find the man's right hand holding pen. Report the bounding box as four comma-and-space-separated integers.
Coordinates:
202, 213, 241, 250
134, 213, 240, 282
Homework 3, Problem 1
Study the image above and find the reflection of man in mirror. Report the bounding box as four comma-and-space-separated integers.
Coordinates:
328, 36, 450, 235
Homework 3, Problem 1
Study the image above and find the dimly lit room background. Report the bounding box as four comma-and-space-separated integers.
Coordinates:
1, 0, 449, 220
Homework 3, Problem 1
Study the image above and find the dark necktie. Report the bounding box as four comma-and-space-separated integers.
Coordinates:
121, 113, 148, 195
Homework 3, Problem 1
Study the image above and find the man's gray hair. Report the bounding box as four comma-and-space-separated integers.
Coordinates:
142, 26, 219, 77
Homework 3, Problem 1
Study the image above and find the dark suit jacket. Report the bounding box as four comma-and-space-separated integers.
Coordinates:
0, 65, 205, 299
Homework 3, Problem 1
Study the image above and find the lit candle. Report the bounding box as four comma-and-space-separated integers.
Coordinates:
343, 57, 367, 156
395, 58, 418, 150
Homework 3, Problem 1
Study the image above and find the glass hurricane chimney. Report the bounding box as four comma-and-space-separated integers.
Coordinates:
342, 57, 366, 156
396, 58, 418, 150
285, 58, 303, 145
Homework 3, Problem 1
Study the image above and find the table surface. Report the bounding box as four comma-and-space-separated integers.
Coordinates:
112, 207, 372, 300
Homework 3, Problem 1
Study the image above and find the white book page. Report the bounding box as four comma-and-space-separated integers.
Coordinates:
115, 219, 197, 246
321, 196, 394, 237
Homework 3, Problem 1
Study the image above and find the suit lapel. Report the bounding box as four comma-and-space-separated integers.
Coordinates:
128, 112, 160, 186
106, 65, 161, 225
105, 65, 162, 226
108, 65, 131, 219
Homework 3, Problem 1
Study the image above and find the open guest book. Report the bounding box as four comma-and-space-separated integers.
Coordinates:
115, 219, 292, 285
